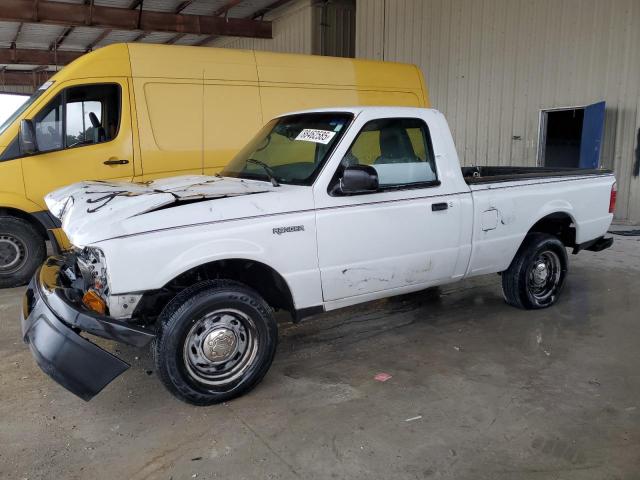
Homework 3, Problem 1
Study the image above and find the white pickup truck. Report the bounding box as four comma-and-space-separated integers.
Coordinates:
21, 107, 616, 405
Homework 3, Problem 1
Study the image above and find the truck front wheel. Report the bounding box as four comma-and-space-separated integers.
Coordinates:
501, 233, 568, 309
0, 216, 46, 288
153, 280, 278, 405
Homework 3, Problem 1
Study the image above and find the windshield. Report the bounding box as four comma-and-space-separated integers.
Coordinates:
221, 112, 353, 186
0, 81, 53, 137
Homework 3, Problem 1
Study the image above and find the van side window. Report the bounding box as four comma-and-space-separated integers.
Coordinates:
35, 95, 63, 152
33, 83, 120, 153
344, 118, 438, 188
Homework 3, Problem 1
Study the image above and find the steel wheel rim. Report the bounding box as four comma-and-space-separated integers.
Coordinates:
527, 250, 561, 302
0, 234, 28, 274
183, 308, 259, 387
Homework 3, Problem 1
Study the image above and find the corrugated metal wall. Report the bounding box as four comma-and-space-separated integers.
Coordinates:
356, 0, 640, 223
211, 0, 315, 54
316, 0, 356, 57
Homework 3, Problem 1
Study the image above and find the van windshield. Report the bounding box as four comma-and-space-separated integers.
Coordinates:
221, 112, 353, 186
0, 81, 53, 137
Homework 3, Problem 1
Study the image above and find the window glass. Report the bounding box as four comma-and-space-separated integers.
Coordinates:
64, 84, 119, 148
31, 83, 120, 154
222, 113, 352, 186
66, 100, 102, 147
34, 95, 63, 152
343, 118, 437, 188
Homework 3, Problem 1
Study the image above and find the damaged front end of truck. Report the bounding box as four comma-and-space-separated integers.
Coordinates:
21, 252, 156, 400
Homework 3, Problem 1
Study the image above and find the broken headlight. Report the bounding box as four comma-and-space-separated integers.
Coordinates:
76, 246, 110, 298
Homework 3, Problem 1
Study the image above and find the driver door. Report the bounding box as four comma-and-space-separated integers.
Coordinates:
22, 78, 134, 208
314, 116, 465, 302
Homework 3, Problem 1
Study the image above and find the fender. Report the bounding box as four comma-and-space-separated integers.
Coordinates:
529, 199, 578, 237
0, 192, 42, 214
96, 235, 306, 292
95, 221, 323, 311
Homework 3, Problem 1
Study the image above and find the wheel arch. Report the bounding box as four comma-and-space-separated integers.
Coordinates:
527, 210, 577, 248
134, 257, 299, 325
0, 206, 48, 241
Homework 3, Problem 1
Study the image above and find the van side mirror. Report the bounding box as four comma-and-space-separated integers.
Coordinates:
19, 119, 38, 155
338, 165, 379, 195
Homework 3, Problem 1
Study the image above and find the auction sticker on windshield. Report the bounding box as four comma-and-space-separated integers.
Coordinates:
295, 129, 336, 144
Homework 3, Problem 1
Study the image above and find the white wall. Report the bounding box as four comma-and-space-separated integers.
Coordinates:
0, 93, 28, 124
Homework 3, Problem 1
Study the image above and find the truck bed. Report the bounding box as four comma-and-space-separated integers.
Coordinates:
462, 166, 613, 185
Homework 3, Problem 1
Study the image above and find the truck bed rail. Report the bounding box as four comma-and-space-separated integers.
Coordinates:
462, 166, 613, 184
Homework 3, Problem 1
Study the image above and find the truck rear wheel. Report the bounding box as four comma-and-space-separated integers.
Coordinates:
501, 233, 568, 309
153, 280, 278, 405
0, 216, 46, 288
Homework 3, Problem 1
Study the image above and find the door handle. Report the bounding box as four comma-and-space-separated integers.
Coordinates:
432, 202, 448, 211
103, 159, 129, 165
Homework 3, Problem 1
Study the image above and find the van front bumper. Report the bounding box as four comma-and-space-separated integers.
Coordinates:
21, 257, 155, 401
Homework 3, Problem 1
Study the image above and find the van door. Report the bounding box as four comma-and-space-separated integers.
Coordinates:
22, 79, 134, 207
203, 83, 262, 174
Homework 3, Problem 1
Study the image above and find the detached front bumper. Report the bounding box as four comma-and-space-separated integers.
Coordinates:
21, 257, 155, 401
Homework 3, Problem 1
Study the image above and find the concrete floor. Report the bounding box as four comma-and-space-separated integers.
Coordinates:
1, 231, 640, 480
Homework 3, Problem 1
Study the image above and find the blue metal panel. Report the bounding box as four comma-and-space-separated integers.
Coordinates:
579, 101, 606, 168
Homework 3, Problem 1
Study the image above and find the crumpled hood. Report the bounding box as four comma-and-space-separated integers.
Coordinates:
46, 175, 275, 246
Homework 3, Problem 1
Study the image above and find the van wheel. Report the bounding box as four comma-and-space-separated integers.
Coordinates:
501, 233, 568, 309
0, 216, 46, 288
153, 280, 278, 405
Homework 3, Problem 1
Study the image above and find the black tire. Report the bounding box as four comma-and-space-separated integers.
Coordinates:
0, 216, 46, 289
501, 232, 568, 309
153, 280, 278, 405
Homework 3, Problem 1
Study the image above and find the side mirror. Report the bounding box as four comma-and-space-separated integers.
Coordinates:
19, 119, 38, 155
338, 165, 379, 195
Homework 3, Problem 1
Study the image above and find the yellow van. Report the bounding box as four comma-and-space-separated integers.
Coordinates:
0, 43, 428, 287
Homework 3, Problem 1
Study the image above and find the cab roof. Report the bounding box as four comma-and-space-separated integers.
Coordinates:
276, 106, 442, 118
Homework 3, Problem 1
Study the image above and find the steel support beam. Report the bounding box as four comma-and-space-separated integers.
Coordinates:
165, 33, 186, 45
195, 0, 291, 47
0, 48, 83, 65
10, 23, 23, 49
250, 0, 292, 19
86, 29, 112, 51
175, 1, 194, 14
0, 69, 53, 88
50, 26, 74, 51
0, 0, 273, 38
213, 0, 244, 17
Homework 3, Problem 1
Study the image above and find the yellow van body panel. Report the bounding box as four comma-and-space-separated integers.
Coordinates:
254, 50, 428, 94
56, 43, 132, 79
125, 44, 428, 174
203, 82, 263, 174
0, 43, 428, 251
127, 43, 258, 82
132, 78, 204, 178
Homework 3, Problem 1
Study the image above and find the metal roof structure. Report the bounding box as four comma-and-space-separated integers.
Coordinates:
0, 0, 292, 92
